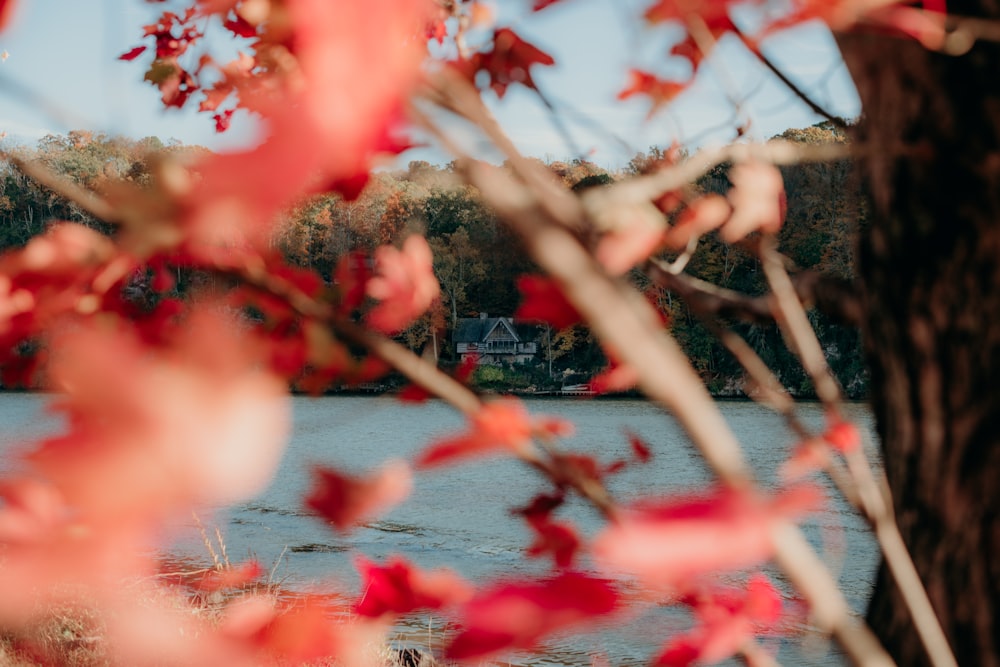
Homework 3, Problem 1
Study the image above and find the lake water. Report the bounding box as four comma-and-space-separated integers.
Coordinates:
0, 394, 880, 666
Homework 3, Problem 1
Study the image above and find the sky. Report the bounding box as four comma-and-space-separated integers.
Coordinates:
0, 0, 861, 170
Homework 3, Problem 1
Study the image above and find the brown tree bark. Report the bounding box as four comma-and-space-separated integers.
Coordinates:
838, 15, 1000, 665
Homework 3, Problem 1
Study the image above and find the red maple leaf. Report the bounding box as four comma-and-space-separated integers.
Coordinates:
223, 16, 257, 38
354, 555, 472, 617
416, 399, 573, 468
525, 516, 581, 568
304, 461, 412, 533
445, 573, 619, 660
823, 420, 861, 454
196, 560, 263, 592
663, 194, 732, 251
223, 595, 344, 663
625, 429, 653, 463
515, 275, 581, 329
618, 69, 686, 117
456, 28, 555, 98
366, 235, 440, 335
593, 485, 823, 588
119, 45, 148, 61
0, 0, 15, 31
656, 574, 783, 666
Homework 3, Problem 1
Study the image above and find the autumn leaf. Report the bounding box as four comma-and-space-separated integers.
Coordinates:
222, 595, 346, 663
456, 28, 555, 98
593, 485, 823, 588
366, 235, 440, 335
823, 420, 861, 454
656, 574, 783, 666
618, 69, 686, 117
525, 516, 581, 568
118, 45, 147, 61
28, 304, 291, 516
445, 573, 619, 660
305, 460, 412, 533
354, 555, 472, 617
625, 429, 653, 463
720, 161, 786, 243
196, 560, 263, 592
416, 399, 573, 468
663, 194, 732, 251
515, 275, 581, 329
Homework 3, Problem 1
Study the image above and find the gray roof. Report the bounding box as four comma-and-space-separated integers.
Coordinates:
453, 317, 520, 343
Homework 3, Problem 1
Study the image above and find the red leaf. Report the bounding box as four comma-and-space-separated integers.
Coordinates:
626, 429, 653, 463
334, 250, 372, 314
119, 45, 148, 61
416, 399, 573, 468
593, 485, 823, 588
225, 596, 344, 663
525, 517, 581, 568
663, 195, 732, 251
212, 108, 234, 133
398, 383, 431, 404
0, 0, 15, 31
354, 555, 472, 617
196, 560, 263, 592
223, 16, 257, 38
656, 574, 783, 666
366, 235, 440, 335
445, 573, 619, 660
305, 461, 412, 533
618, 69, 686, 117
721, 162, 786, 243
823, 420, 861, 454
456, 28, 555, 98
590, 357, 639, 394
515, 275, 581, 329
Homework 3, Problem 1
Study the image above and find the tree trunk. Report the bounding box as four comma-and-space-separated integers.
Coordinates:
838, 17, 1000, 665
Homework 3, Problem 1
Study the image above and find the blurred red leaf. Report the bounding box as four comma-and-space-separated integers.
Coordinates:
721, 162, 786, 243
618, 69, 686, 117
354, 555, 472, 617
197, 560, 263, 592
416, 399, 573, 468
305, 460, 412, 533
594, 485, 823, 588
455, 28, 555, 98
446, 572, 619, 660
823, 420, 861, 454
366, 235, 440, 335
119, 45, 147, 61
515, 275, 581, 329
626, 429, 653, 463
657, 574, 783, 666
663, 195, 732, 251
525, 517, 581, 568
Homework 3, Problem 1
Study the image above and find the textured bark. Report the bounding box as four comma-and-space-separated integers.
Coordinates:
838, 17, 1000, 666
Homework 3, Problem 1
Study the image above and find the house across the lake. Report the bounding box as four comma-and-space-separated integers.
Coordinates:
453, 313, 537, 365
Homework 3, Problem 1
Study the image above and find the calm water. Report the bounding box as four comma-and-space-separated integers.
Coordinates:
0, 394, 880, 666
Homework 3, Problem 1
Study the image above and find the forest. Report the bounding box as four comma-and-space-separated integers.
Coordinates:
0, 123, 865, 397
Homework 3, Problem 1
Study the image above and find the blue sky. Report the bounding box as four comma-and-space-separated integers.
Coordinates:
0, 0, 860, 169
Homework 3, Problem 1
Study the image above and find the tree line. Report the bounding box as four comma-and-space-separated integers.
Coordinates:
0, 123, 865, 397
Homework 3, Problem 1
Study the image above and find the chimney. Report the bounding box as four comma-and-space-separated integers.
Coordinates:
479, 312, 488, 319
